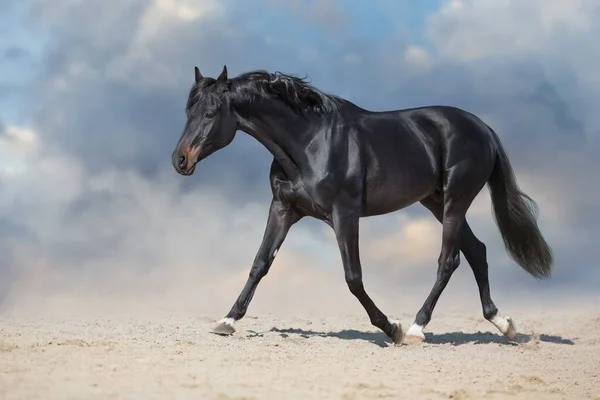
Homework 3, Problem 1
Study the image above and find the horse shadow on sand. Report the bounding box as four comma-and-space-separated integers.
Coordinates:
247, 327, 575, 348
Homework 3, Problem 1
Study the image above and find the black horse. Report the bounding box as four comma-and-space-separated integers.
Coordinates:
172, 65, 553, 345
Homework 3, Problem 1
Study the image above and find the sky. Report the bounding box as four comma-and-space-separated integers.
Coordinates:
0, 0, 599, 321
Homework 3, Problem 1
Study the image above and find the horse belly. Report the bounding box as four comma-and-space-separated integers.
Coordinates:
362, 150, 438, 217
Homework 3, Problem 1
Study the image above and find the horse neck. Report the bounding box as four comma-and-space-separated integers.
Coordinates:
233, 99, 316, 180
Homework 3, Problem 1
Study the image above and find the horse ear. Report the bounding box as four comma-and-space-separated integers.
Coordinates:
216, 65, 228, 84
194, 66, 203, 83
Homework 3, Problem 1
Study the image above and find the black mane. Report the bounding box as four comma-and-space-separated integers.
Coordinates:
188, 70, 342, 115
231, 70, 342, 114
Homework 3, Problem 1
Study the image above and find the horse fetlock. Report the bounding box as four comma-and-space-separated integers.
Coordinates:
248, 264, 268, 280
387, 319, 405, 345
483, 305, 499, 322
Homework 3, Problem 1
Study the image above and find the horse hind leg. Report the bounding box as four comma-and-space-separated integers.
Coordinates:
414, 196, 517, 342
461, 222, 517, 341
404, 158, 493, 343
404, 192, 470, 343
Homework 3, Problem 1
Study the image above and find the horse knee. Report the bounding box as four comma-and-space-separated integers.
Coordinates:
248, 261, 269, 280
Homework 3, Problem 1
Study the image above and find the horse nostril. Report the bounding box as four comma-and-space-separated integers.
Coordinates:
172, 151, 188, 171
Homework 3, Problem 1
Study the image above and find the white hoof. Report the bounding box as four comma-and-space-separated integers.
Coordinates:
504, 317, 517, 341
492, 315, 517, 341
404, 324, 425, 343
211, 317, 236, 336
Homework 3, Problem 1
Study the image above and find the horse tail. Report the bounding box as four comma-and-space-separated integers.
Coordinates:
486, 128, 553, 279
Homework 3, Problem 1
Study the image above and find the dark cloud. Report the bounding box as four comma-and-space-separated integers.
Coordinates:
527, 80, 585, 139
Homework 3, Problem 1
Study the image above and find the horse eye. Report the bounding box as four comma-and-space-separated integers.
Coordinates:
205, 111, 215, 118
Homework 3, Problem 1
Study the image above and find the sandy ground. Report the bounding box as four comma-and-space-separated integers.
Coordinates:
1, 306, 599, 400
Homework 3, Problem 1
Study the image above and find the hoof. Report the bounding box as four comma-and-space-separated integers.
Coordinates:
210, 318, 236, 336
503, 317, 517, 341
404, 334, 425, 344
404, 324, 425, 344
389, 320, 405, 345
492, 315, 517, 342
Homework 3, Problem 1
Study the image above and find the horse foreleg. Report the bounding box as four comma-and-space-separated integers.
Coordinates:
211, 197, 300, 336
331, 207, 404, 345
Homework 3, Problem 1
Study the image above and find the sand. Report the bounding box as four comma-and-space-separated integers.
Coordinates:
1, 306, 599, 400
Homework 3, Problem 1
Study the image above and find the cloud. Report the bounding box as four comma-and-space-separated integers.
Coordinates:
428, 0, 597, 61
2, 46, 29, 60
403, 45, 432, 71
267, 0, 346, 31
363, 215, 440, 268
0, 124, 340, 317
1, 0, 599, 321
422, 0, 600, 288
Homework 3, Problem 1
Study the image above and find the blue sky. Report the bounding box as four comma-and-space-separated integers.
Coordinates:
1, 0, 599, 317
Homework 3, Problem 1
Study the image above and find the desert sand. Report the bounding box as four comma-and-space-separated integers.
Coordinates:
1, 304, 599, 400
